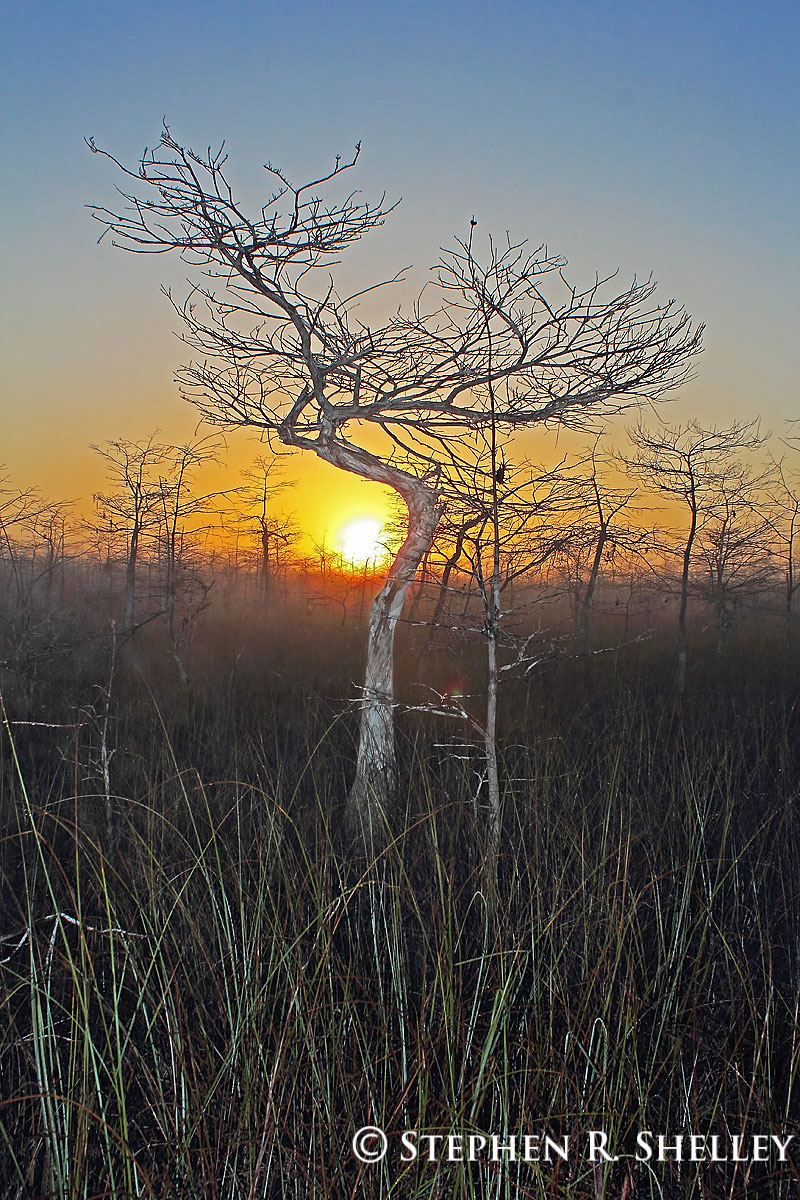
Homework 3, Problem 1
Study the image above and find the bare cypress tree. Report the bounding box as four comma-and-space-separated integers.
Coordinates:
623, 420, 764, 691
89, 129, 703, 845
696, 468, 773, 655
425, 435, 579, 851
90, 435, 173, 642
90, 433, 226, 668
572, 439, 641, 647
763, 433, 800, 644
237, 454, 296, 599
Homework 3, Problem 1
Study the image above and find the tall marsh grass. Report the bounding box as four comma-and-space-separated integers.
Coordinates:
1, 617, 798, 1198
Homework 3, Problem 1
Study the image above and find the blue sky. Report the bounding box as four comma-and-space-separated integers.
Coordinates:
1, 0, 798, 526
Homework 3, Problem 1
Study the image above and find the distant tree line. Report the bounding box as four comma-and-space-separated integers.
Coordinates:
1, 417, 797, 669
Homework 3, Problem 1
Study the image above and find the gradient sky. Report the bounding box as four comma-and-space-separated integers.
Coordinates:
1, 0, 798, 544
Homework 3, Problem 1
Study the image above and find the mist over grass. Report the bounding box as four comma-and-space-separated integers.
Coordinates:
1, 574, 798, 1198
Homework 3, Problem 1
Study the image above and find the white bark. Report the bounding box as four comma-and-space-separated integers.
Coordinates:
282, 428, 441, 847
346, 481, 440, 846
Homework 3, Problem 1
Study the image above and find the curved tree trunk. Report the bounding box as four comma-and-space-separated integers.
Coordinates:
282, 427, 442, 849
347, 481, 440, 848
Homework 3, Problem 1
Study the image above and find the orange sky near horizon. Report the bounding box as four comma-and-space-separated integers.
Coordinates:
2, 1, 797, 550
2, 393, 769, 567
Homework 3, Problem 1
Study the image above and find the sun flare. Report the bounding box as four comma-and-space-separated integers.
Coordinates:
337, 517, 387, 567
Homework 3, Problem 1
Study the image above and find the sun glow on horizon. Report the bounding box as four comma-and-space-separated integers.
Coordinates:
336, 516, 388, 567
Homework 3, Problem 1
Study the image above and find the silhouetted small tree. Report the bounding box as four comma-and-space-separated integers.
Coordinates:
90, 434, 227, 673
237, 453, 298, 598
763, 434, 800, 642
696, 468, 773, 655
623, 419, 764, 690
90, 435, 174, 640
569, 439, 645, 647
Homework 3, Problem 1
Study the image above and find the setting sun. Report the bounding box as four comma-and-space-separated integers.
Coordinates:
336, 517, 387, 567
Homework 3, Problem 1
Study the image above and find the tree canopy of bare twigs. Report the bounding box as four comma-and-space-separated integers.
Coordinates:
89, 128, 704, 845
762, 430, 800, 636
623, 419, 765, 690
89, 433, 229, 666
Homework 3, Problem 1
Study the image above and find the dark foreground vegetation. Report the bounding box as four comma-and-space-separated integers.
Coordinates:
1, 575, 799, 1199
